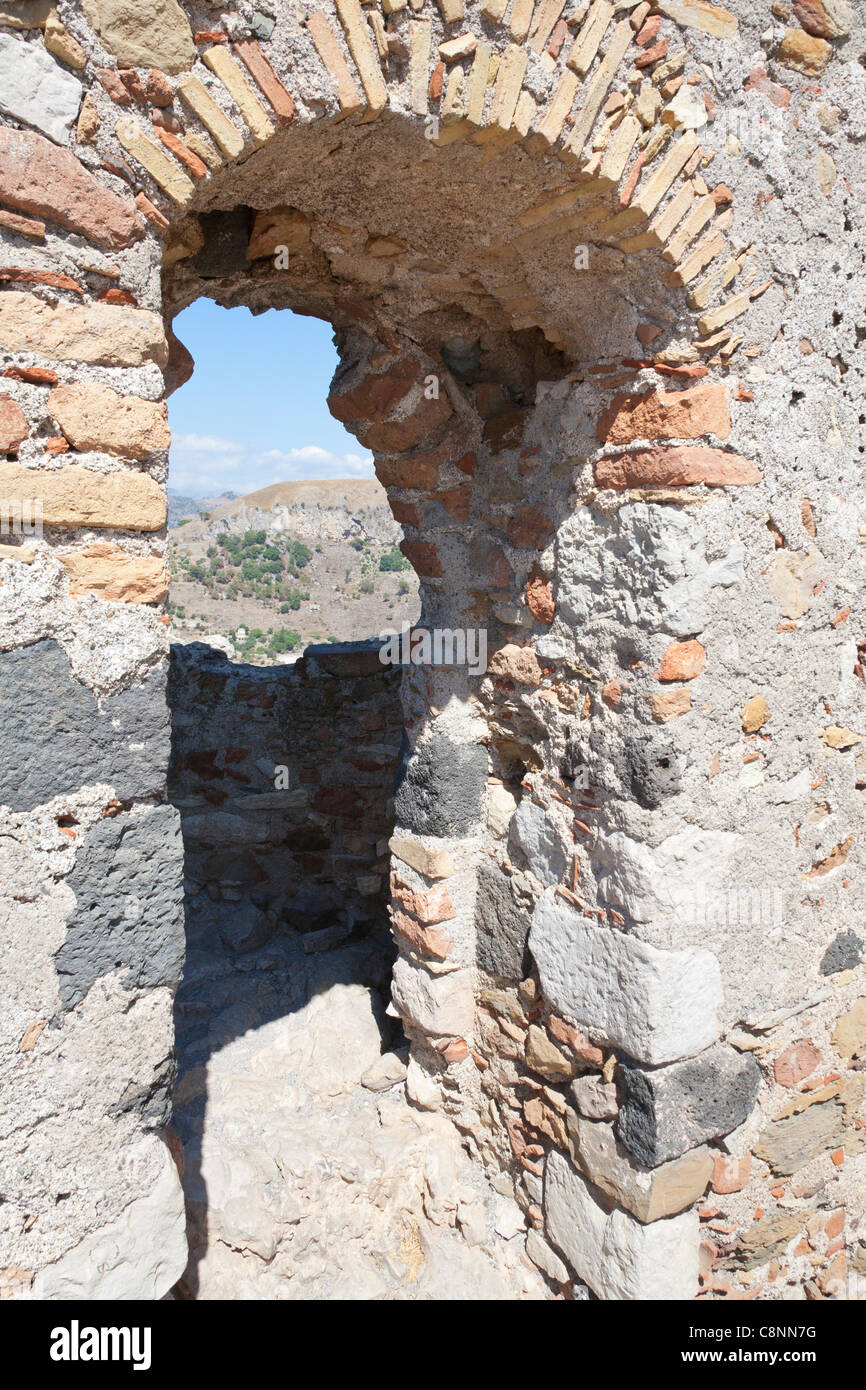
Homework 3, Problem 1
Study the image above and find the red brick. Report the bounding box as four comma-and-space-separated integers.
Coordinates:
0, 266, 83, 296
635, 38, 668, 66
595, 446, 761, 490
390, 873, 456, 925
597, 383, 731, 445
3, 365, 58, 386
0, 395, 28, 453
400, 540, 442, 577
526, 567, 555, 625
711, 1153, 751, 1194
635, 14, 661, 44
507, 505, 554, 549
153, 126, 209, 178
391, 907, 452, 960
744, 65, 791, 109
774, 1038, 821, 1087
658, 640, 705, 682
389, 499, 422, 527
601, 679, 623, 709
0, 129, 144, 251
145, 69, 174, 107
96, 68, 132, 105
234, 39, 298, 126
436, 485, 472, 522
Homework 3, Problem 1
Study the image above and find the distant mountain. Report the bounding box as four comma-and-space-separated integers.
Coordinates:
167, 490, 239, 528
167, 477, 419, 664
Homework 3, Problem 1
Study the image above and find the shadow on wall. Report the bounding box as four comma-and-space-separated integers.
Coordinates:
166, 639, 404, 1296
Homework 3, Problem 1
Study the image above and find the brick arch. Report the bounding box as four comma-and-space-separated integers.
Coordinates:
3, 0, 865, 1304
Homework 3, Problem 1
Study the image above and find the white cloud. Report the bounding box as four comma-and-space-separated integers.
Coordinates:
169, 436, 375, 495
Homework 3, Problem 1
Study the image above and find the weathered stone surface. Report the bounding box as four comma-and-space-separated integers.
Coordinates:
388, 835, 454, 879
487, 642, 544, 686
0, 393, 28, 451
821, 931, 863, 975
658, 639, 705, 681
623, 734, 686, 807
509, 797, 569, 886
525, 1024, 577, 1081
0, 292, 166, 366
595, 446, 760, 489
770, 550, 822, 619
832, 997, 866, 1060
616, 1046, 762, 1167
247, 206, 310, 260
0, 31, 82, 144
655, 0, 737, 39
793, 0, 853, 38
734, 1211, 809, 1271
0, 130, 144, 250
545, 1150, 700, 1299
754, 1098, 846, 1176
33, 1138, 186, 1298
529, 892, 724, 1066
525, 567, 554, 625
0, 1, 52, 27
650, 687, 691, 721
474, 860, 531, 981
0, 462, 167, 531
0, 641, 171, 812
390, 954, 474, 1035
56, 804, 184, 1011
390, 874, 455, 925
48, 383, 170, 460
394, 731, 487, 837
741, 694, 770, 732
597, 383, 731, 445
60, 543, 169, 603
44, 12, 88, 69
569, 1114, 713, 1222
777, 26, 832, 73
82, 0, 195, 73
571, 1074, 619, 1120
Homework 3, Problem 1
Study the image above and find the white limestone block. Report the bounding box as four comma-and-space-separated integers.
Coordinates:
391, 955, 474, 1035
544, 1149, 700, 1300
529, 890, 723, 1064
0, 32, 82, 144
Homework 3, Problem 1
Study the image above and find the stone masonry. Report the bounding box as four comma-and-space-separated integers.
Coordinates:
0, 0, 864, 1301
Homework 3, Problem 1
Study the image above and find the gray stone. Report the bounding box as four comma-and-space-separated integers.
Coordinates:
251, 10, 276, 40
55, 804, 185, 1013
568, 1113, 713, 1223
474, 860, 531, 981
820, 930, 863, 976
753, 1100, 846, 1177
615, 1045, 762, 1167
508, 797, 569, 886
623, 735, 686, 810
570, 1074, 618, 1120
0, 31, 82, 144
218, 901, 270, 954
394, 731, 487, 837
0, 640, 171, 812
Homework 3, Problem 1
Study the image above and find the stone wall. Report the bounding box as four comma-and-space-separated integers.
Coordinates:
168, 639, 403, 946
0, 0, 864, 1302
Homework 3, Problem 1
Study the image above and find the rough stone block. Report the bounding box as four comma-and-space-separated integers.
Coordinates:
56, 803, 185, 1012
474, 859, 531, 981
0, 30, 83, 144
0, 129, 143, 250
615, 1044, 762, 1166
569, 1113, 713, 1222
0, 292, 167, 367
390, 954, 473, 1036
0, 462, 166, 531
529, 891, 724, 1065
544, 1149, 700, 1299
508, 797, 569, 886
0, 641, 171, 812
394, 731, 487, 837
81, 0, 196, 73
48, 383, 170, 460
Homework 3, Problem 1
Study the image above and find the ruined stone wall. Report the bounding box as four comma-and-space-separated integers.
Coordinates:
168, 639, 403, 944
0, 0, 863, 1302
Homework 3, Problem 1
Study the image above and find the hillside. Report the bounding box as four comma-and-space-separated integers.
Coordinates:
167, 477, 420, 663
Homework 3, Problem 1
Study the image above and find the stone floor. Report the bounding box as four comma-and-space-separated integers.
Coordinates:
171, 901, 548, 1300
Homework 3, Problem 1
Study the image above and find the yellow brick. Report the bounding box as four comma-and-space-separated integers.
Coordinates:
532, 70, 579, 147
655, 0, 738, 39
510, 0, 535, 41
567, 0, 614, 76
437, 0, 464, 21
482, 0, 508, 19
516, 180, 607, 227
598, 205, 648, 237
184, 130, 222, 170
432, 117, 474, 145
176, 75, 245, 159
115, 119, 195, 205
306, 10, 362, 112
410, 18, 432, 115
466, 41, 492, 124
697, 289, 752, 336
202, 47, 275, 144
514, 202, 608, 249
489, 43, 529, 132
688, 257, 737, 309
335, 0, 388, 110
667, 229, 725, 286
663, 192, 715, 263
617, 230, 662, 251
599, 112, 640, 184
566, 18, 633, 157
442, 63, 465, 123
513, 90, 536, 137
528, 0, 566, 53
648, 180, 694, 242
631, 129, 698, 217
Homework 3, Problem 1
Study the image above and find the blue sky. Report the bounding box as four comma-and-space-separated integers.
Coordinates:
167, 299, 374, 496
